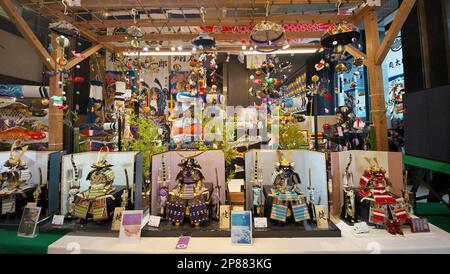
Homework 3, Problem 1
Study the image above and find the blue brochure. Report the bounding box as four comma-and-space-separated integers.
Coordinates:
231, 211, 253, 245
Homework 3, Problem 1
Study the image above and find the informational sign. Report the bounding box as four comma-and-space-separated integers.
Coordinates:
148, 215, 161, 228
17, 206, 41, 238
410, 218, 431, 233
219, 205, 231, 229
119, 210, 143, 244
52, 215, 65, 226
254, 217, 268, 228
231, 211, 253, 245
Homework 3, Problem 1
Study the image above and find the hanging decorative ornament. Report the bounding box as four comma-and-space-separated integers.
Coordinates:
56, 35, 70, 48
56, 57, 68, 66
320, 2, 360, 74
324, 93, 333, 101
311, 75, 320, 83
315, 59, 326, 71
353, 57, 364, 67
126, 9, 144, 39
192, 32, 216, 48
250, 1, 284, 52
49, 20, 80, 37
130, 39, 140, 48
261, 61, 275, 74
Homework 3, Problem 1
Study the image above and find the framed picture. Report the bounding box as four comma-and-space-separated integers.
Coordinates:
17, 206, 41, 238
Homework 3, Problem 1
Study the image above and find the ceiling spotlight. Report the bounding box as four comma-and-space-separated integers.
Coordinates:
143, 47, 149, 51
171, 46, 176, 51
192, 46, 197, 51
242, 45, 247, 50
249, 46, 254, 51
155, 46, 160, 51
177, 45, 183, 51
283, 44, 290, 49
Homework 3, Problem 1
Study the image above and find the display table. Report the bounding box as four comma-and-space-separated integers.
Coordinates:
0, 229, 67, 254
47, 221, 450, 254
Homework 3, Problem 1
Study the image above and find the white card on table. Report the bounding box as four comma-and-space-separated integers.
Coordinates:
52, 215, 65, 226
148, 215, 161, 228
254, 217, 268, 228
354, 222, 370, 234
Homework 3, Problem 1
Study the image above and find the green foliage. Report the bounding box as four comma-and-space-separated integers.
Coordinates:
279, 123, 307, 149
122, 112, 167, 179
62, 110, 79, 128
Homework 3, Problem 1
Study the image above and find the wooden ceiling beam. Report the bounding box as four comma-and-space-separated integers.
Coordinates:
98, 32, 323, 43
115, 43, 321, 53
73, 14, 350, 28
41, 9, 116, 52
64, 43, 103, 70
0, 0, 55, 71
375, 0, 416, 65
22, 0, 363, 10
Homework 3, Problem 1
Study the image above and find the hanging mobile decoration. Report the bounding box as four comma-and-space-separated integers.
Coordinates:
320, 1, 361, 74
250, 0, 285, 52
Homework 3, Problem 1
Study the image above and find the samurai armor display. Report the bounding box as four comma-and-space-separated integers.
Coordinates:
1, 196, 16, 215
292, 203, 310, 222
392, 205, 409, 223
268, 158, 306, 224
356, 158, 410, 232
73, 197, 89, 219
370, 206, 387, 225
167, 156, 210, 225
270, 203, 288, 222
91, 198, 108, 221
167, 199, 186, 223
188, 199, 208, 224
69, 155, 117, 221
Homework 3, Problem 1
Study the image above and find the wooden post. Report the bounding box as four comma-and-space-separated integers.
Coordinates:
48, 33, 64, 151
364, 9, 389, 151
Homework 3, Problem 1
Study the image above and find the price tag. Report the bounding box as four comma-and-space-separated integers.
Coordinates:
52, 215, 65, 226
337, 126, 344, 137
254, 217, 268, 228
148, 215, 161, 228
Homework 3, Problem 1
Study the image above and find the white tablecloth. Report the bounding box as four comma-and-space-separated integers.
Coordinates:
47, 221, 450, 254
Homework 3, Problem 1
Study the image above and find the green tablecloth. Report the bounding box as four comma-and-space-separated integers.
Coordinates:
0, 229, 67, 254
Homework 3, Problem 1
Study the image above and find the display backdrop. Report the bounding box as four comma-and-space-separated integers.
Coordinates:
330, 150, 403, 216
151, 150, 226, 216
60, 151, 141, 215
244, 149, 329, 215
0, 150, 64, 215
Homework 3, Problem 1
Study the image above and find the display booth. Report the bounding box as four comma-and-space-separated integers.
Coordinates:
148, 150, 227, 237
0, 150, 64, 226
330, 150, 403, 216
244, 149, 340, 237
56, 151, 143, 229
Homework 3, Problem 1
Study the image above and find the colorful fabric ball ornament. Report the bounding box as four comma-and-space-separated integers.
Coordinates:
324, 93, 333, 101
56, 35, 70, 48
311, 75, 320, 83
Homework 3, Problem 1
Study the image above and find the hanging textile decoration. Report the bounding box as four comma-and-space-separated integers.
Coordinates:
87, 81, 104, 124
250, 1, 285, 52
